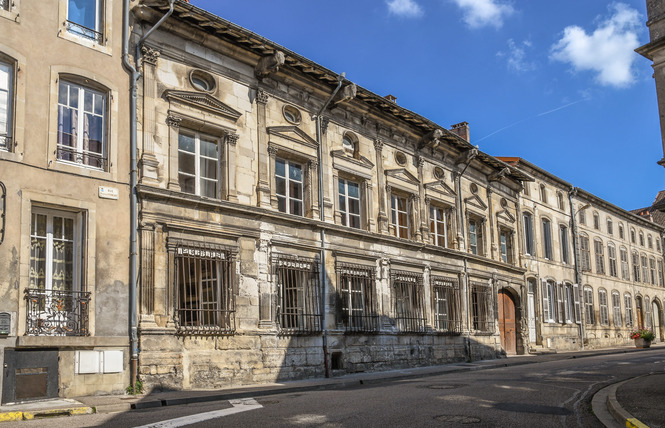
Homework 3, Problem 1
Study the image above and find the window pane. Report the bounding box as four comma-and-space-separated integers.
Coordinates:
291, 200, 302, 216
275, 158, 285, 177
178, 151, 195, 175
289, 163, 302, 182
338, 179, 345, 196
200, 157, 217, 180
178, 133, 195, 153
200, 179, 217, 198
86, 113, 104, 154
349, 198, 360, 215
349, 215, 361, 229
347, 181, 359, 198
200, 138, 217, 158
68, 0, 98, 29
84, 90, 93, 113
290, 181, 302, 200
179, 175, 195, 194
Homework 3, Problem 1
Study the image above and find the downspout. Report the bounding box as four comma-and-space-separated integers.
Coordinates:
314, 73, 345, 378
568, 187, 585, 350
122, 0, 175, 388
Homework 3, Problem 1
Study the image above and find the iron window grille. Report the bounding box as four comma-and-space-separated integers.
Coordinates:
24, 288, 90, 336
431, 276, 461, 334
275, 255, 321, 334
174, 243, 236, 335
391, 270, 425, 333
336, 262, 379, 333
471, 282, 493, 332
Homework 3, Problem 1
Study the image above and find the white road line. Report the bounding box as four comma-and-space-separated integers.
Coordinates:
133, 398, 263, 428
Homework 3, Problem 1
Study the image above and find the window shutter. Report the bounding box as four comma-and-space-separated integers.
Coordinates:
541, 279, 549, 322
573, 283, 581, 324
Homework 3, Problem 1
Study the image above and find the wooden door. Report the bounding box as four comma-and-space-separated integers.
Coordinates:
498, 290, 517, 355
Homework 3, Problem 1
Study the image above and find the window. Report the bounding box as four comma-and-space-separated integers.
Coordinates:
565, 283, 578, 323
658, 238, 662, 252
430, 205, 451, 248
560, 225, 569, 264
579, 233, 591, 272
645, 297, 652, 329
178, 131, 220, 198
607, 243, 617, 277
338, 178, 361, 229
190, 70, 216, 93
619, 223, 624, 240
659, 259, 664, 287
468, 218, 484, 255
630, 228, 636, 244
542, 280, 556, 323
174, 244, 235, 335
625, 293, 633, 327
539, 184, 547, 203
392, 270, 425, 332
636, 296, 644, 328
391, 194, 409, 239
471, 282, 493, 332
593, 213, 600, 230
541, 218, 552, 260
276, 158, 303, 216
557, 192, 564, 210
282, 105, 301, 125
523, 212, 535, 256
337, 263, 378, 333
341, 132, 359, 158
57, 80, 107, 169
632, 251, 640, 282
276, 255, 321, 333
499, 228, 513, 264
579, 208, 586, 226
648, 235, 653, 249
431, 276, 461, 333
598, 289, 609, 326
594, 239, 605, 275
584, 286, 595, 325
607, 219, 613, 235
650, 257, 657, 285
612, 291, 622, 327
0, 0, 9, 11
0, 58, 12, 150
639, 231, 645, 247
641, 254, 649, 283
66, 0, 104, 43
620, 247, 629, 280
26, 208, 89, 336
523, 183, 530, 196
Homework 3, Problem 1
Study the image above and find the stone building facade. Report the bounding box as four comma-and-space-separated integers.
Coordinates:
0, 0, 130, 402
132, 0, 531, 391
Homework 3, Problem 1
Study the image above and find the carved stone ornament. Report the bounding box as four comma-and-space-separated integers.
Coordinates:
166, 114, 182, 128
142, 46, 160, 65
373, 139, 384, 152
256, 89, 269, 105
267, 145, 278, 157
226, 134, 240, 145
255, 51, 286, 79
164, 90, 242, 122
320, 117, 330, 135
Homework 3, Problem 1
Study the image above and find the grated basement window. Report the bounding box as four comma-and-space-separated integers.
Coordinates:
337, 262, 379, 333
471, 283, 493, 332
392, 270, 425, 333
174, 243, 236, 335
431, 276, 461, 334
275, 255, 322, 334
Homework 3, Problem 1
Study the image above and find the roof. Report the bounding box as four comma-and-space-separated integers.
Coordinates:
631, 191, 665, 228
139, 0, 532, 183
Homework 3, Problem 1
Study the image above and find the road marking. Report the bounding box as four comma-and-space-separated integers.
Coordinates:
133, 398, 263, 428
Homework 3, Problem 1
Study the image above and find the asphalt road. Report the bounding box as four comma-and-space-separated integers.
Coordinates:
8, 351, 665, 427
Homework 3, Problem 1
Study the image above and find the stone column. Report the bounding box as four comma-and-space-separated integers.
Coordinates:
308, 159, 320, 219
140, 47, 160, 185
416, 156, 428, 242
258, 238, 274, 328
386, 185, 394, 236
364, 181, 374, 232
410, 193, 421, 241
320, 118, 334, 222
225, 133, 239, 202
374, 139, 389, 233
267, 145, 278, 209
487, 186, 497, 260
424, 197, 432, 244
256, 89, 271, 207
166, 114, 182, 191
140, 223, 156, 323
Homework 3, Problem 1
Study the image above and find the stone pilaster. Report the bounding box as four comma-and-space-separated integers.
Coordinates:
256, 89, 271, 207
140, 46, 161, 185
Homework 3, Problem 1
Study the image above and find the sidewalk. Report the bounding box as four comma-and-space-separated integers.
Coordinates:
0, 344, 663, 423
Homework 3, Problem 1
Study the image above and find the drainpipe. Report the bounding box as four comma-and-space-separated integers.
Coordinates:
314, 73, 345, 378
122, 0, 175, 389
568, 187, 587, 350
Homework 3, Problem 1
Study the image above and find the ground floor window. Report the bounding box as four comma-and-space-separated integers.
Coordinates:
174, 243, 235, 335
275, 255, 321, 334
337, 262, 378, 333
584, 286, 595, 325
471, 282, 493, 332
624, 293, 633, 327
392, 270, 425, 332
431, 276, 461, 333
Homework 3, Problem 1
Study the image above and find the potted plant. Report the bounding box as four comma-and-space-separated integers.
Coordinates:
630, 329, 655, 348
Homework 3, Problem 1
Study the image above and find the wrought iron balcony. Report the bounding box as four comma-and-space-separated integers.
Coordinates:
0, 135, 11, 150
56, 145, 107, 170
65, 20, 103, 44
24, 288, 91, 336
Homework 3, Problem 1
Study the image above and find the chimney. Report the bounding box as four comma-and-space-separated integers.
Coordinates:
450, 122, 470, 141
384, 94, 397, 103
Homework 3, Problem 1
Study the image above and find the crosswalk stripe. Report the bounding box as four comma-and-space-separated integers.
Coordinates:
133, 398, 263, 428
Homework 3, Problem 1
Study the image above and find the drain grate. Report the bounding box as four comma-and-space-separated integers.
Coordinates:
434, 415, 481, 424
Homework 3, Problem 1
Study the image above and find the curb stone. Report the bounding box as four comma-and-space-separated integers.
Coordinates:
0, 406, 94, 423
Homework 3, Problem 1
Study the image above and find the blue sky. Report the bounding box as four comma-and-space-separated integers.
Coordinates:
192, 0, 663, 211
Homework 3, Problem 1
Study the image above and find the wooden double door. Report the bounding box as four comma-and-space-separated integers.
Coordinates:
498, 290, 518, 355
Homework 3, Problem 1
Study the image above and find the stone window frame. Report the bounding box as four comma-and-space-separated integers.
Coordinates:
539, 184, 547, 204
498, 225, 515, 265
273, 253, 322, 335
648, 234, 653, 249
335, 261, 379, 333
618, 223, 624, 240
0, 0, 19, 22
632, 250, 641, 282
430, 275, 461, 334
541, 216, 553, 261
624, 293, 633, 327
333, 170, 372, 231
649, 256, 657, 285
467, 212, 486, 257
541, 278, 556, 323
593, 212, 600, 230
641, 253, 649, 284
639, 231, 645, 247
166, 112, 238, 202
0, 48, 23, 159
426, 197, 455, 249
607, 218, 613, 235
57, 0, 113, 55
391, 269, 426, 333
387, 186, 416, 240
579, 232, 591, 272
267, 143, 318, 219
620, 246, 630, 280
470, 281, 493, 333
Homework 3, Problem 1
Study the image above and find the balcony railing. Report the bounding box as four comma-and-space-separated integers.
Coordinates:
56, 145, 107, 170
24, 288, 91, 336
65, 20, 103, 44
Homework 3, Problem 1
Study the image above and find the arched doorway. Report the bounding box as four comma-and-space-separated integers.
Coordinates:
498, 289, 519, 355
652, 299, 663, 342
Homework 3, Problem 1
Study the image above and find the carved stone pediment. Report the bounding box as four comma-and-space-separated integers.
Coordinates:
464, 193, 488, 211
267, 126, 318, 150
497, 208, 516, 223
330, 150, 374, 169
385, 168, 420, 186
164, 90, 242, 122
424, 180, 457, 197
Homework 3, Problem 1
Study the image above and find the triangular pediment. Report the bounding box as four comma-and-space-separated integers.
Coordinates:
268, 126, 318, 150
464, 193, 488, 211
497, 208, 516, 223
385, 168, 420, 186
330, 150, 374, 169
164, 90, 242, 121
424, 180, 457, 197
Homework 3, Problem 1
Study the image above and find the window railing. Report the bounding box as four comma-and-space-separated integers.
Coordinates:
56, 145, 107, 170
471, 284, 493, 333
337, 262, 379, 334
65, 20, 103, 44
392, 270, 426, 333
432, 276, 462, 334
24, 288, 91, 336
0, 135, 11, 151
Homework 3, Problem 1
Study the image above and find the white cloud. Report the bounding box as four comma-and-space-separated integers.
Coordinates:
386, 0, 423, 18
497, 39, 536, 73
452, 0, 514, 29
550, 3, 642, 88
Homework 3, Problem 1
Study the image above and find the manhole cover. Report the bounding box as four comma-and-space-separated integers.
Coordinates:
425, 383, 466, 390
434, 415, 481, 424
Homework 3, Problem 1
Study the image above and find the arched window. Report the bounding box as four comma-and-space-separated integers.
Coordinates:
607, 218, 613, 235
607, 242, 617, 277
593, 212, 600, 230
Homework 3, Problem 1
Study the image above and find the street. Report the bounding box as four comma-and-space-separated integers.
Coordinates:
6, 350, 664, 427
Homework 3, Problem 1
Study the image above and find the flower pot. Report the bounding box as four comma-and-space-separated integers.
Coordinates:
635, 338, 652, 348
